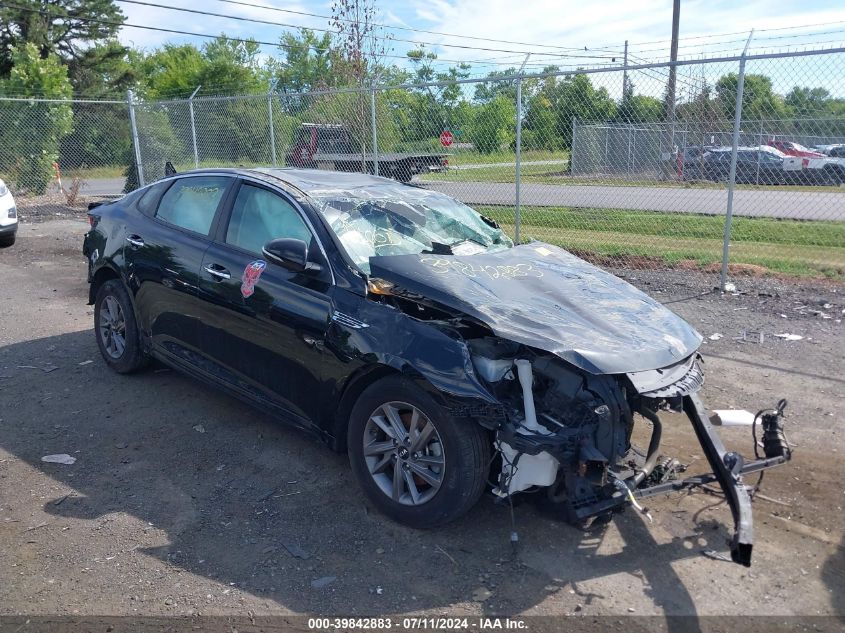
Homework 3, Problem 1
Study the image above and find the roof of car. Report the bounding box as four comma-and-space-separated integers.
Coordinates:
177, 167, 400, 195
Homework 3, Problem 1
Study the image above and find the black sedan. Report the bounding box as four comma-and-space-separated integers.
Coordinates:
82, 168, 791, 565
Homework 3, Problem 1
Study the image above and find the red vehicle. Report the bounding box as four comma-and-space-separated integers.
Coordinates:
766, 140, 826, 159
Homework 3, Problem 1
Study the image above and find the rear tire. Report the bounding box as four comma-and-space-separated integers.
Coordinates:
0, 234, 15, 247
347, 375, 490, 527
94, 279, 148, 374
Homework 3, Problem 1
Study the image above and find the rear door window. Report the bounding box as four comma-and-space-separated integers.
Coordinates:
155, 176, 231, 235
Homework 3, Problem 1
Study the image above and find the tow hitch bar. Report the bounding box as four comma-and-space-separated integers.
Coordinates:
634, 394, 792, 567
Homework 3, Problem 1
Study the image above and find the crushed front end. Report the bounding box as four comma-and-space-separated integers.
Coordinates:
469, 340, 792, 567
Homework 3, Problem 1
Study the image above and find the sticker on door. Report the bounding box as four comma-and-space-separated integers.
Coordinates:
241, 260, 267, 298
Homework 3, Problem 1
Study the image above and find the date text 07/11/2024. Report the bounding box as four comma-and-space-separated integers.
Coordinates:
307, 617, 528, 630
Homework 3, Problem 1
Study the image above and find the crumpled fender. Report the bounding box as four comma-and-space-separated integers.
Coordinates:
325, 301, 499, 406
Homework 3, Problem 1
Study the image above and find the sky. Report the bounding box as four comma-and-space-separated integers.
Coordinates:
113, 0, 845, 97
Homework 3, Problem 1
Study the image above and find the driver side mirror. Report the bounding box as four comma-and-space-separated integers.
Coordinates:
262, 238, 316, 273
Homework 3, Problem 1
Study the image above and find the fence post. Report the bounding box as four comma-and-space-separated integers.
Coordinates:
514, 76, 523, 244
189, 85, 201, 169
513, 54, 530, 245
126, 89, 145, 188
720, 30, 754, 291
268, 91, 277, 168
370, 86, 379, 177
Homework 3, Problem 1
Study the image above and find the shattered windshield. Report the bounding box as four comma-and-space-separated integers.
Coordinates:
311, 184, 513, 274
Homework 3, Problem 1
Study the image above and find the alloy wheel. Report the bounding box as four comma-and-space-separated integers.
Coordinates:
363, 401, 445, 506
99, 295, 127, 359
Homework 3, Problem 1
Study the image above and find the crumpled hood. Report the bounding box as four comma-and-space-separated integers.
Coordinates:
369, 242, 702, 374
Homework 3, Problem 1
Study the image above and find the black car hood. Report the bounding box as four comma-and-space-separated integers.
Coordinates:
369, 243, 702, 374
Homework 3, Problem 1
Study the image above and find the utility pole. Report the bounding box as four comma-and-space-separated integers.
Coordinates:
663, 0, 681, 179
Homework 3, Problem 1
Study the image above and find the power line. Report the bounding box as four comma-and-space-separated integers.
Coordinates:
113, 0, 620, 59
629, 28, 845, 56
0, 1, 539, 67
623, 19, 845, 49
209, 0, 623, 55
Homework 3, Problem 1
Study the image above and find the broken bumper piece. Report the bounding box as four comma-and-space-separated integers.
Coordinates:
559, 394, 791, 567
638, 394, 791, 566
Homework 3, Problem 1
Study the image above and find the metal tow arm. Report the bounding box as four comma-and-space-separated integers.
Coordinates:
683, 393, 754, 566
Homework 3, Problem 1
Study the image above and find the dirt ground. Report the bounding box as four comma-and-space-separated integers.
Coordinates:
0, 216, 843, 626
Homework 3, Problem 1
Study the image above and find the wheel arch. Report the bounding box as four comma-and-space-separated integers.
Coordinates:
88, 264, 122, 305
328, 361, 453, 453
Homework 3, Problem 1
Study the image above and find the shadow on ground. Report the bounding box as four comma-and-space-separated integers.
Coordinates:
0, 330, 743, 621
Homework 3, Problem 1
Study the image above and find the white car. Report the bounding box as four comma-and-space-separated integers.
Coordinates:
0, 179, 17, 246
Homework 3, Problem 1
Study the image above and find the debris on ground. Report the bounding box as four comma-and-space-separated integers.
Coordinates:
41, 454, 76, 465
192, 424, 206, 433
281, 541, 311, 560
708, 333, 723, 341
310, 576, 336, 589
774, 333, 804, 341
78, 360, 93, 366
472, 587, 493, 602
735, 330, 764, 344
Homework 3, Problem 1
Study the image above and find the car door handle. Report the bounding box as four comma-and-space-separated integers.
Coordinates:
204, 264, 231, 280
125, 234, 145, 247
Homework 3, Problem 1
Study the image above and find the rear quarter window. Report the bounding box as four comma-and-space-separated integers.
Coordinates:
136, 181, 171, 215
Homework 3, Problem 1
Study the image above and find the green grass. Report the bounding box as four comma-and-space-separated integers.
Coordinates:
478, 205, 845, 279
443, 149, 569, 165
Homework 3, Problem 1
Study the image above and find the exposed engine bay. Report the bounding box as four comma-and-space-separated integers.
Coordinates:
467, 337, 791, 567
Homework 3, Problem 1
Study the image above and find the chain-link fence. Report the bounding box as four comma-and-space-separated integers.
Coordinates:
2, 46, 843, 286
0, 96, 130, 219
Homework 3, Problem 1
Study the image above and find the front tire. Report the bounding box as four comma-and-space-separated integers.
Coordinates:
94, 279, 148, 374
348, 375, 490, 527
0, 234, 15, 247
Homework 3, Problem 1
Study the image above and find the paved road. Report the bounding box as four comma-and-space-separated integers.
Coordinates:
82, 176, 844, 221
424, 180, 845, 221
451, 159, 569, 171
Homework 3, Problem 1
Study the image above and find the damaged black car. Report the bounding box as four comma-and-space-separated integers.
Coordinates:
82, 168, 792, 566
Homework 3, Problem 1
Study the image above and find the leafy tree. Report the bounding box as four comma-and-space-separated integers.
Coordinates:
785, 86, 833, 117
524, 93, 559, 150
468, 96, 516, 153
271, 29, 335, 93
616, 79, 663, 123
0, 0, 127, 91
715, 73, 788, 121
473, 68, 519, 104
0, 43, 73, 193
532, 73, 616, 149
138, 37, 269, 99
399, 49, 472, 147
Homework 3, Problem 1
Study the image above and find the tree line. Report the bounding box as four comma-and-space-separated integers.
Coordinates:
1, 0, 843, 192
